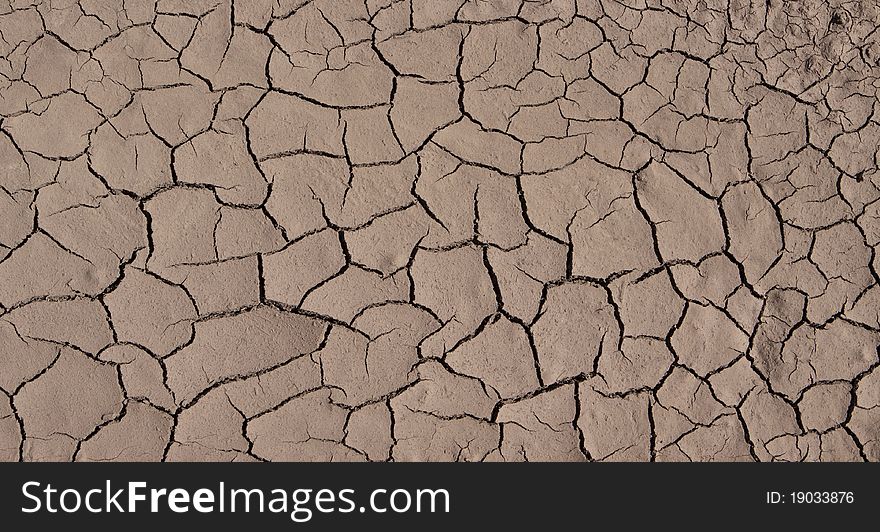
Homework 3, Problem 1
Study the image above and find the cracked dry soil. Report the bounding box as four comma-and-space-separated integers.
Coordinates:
1, 0, 880, 463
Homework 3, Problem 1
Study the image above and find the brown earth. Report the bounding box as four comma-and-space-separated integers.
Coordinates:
1, 0, 880, 462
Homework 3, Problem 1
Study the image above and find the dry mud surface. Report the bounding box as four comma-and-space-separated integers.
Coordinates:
1, 0, 880, 462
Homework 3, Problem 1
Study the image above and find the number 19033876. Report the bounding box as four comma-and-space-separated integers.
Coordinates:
766, 491, 854, 504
